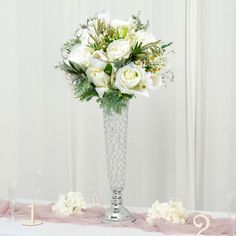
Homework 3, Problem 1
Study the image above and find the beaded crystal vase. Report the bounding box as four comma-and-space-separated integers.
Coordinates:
102, 105, 135, 223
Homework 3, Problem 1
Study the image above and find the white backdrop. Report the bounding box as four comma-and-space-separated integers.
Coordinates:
0, 0, 235, 211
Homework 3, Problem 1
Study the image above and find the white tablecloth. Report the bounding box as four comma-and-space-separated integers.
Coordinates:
0, 205, 228, 236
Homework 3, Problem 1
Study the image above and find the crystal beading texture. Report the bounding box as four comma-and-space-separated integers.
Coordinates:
104, 106, 128, 193
103, 105, 135, 223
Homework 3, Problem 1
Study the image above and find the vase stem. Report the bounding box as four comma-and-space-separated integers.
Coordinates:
111, 190, 122, 210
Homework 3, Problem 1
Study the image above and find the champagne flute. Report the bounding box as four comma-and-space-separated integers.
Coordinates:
7, 180, 17, 222
227, 191, 236, 236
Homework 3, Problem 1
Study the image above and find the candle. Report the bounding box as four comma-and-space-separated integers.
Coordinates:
22, 203, 43, 226
30, 203, 35, 224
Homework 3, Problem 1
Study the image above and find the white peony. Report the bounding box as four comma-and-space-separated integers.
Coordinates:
115, 64, 149, 97
90, 50, 108, 70
106, 39, 131, 60
147, 72, 163, 90
135, 30, 156, 45
52, 192, 86, 216
146, 199, 188, 225
68, 45, 93, 68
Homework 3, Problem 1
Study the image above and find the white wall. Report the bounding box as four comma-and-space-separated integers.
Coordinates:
0, 0, 235, 211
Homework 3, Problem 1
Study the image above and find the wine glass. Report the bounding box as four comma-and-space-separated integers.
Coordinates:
226, 191, 236, 236
6, 180, 17, 222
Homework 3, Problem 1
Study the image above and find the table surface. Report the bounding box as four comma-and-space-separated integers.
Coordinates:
0, 203, 228, 236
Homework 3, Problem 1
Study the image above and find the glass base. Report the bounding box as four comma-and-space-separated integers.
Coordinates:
102, 205, 136, 223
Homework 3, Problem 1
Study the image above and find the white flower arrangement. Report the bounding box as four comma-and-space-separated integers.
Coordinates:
57, 11, 173, 113
146, 199, 188, 225
52, 192, 86, 216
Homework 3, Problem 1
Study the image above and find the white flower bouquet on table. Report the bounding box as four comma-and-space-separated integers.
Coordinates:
146, 199, 188, 224
52, 192, 86, 216
57, 12, 173, 113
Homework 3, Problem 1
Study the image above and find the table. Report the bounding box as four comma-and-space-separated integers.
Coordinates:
0, 205, 228, 236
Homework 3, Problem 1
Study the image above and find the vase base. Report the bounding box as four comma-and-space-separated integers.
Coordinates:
101, 205, 136, 223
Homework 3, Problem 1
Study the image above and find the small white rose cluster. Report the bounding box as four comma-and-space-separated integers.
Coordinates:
51, 192, 86, 216
59, 11, 173, 113
146, 199, 188, 225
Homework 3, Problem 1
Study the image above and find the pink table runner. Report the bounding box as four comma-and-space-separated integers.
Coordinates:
0, 201, 233, 235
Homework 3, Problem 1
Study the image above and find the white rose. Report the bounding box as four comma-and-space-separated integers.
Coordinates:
90, 50, 108, 69
135, 30, 156, 45
115, 64, 149, 97
107, 39, 131, 60
68, 45, 93, 68
86, 67, 110, 97
86, 67, 109, 87
147, 72, 163, 90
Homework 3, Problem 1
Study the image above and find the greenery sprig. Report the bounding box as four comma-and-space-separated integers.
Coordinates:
97, 90, 133, 114
131, 12, 150, 31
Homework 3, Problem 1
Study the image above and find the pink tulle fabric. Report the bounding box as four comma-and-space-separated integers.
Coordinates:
0, 200, 233, 235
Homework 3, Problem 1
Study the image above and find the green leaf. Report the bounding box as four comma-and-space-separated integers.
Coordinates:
161, 42, 173, 49
121, 27, 128, 38
104, 64, 113, 75
142, 40, 161, 50
98, 89, 133, 114
68, 61, 85, 74
74, 79, 98, 101
58, 62, 78, 75
131, 12, 150, 31
113, 58, 131, 70
89, 33, 98, 44
63, 35, 81, 50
